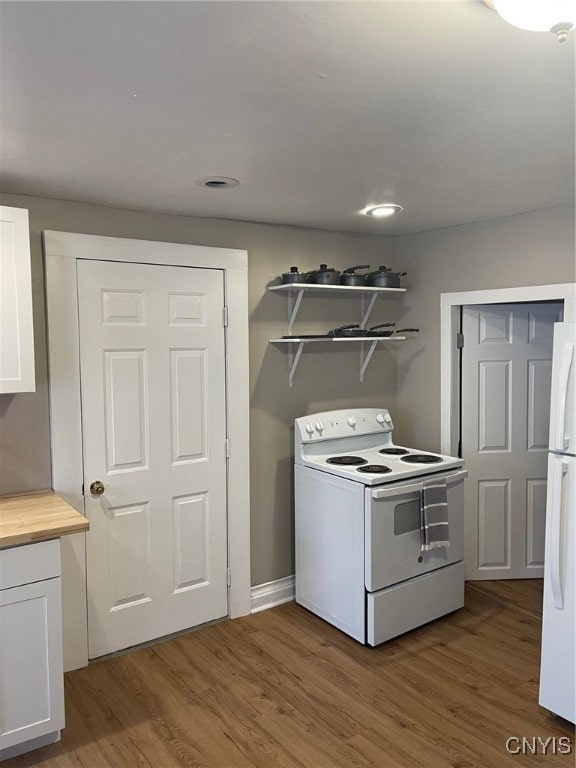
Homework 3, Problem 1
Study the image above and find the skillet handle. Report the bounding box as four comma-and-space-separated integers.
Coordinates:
343, 264, 370, 274
369, 322, 396, 331
332, 323, 360, 332
395, 328, 419, 333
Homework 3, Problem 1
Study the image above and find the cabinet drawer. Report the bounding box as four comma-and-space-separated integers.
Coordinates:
0, 539, 61, 590
367, 561, 464, 646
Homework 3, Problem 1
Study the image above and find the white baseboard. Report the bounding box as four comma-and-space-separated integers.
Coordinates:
250, 575, 295, 614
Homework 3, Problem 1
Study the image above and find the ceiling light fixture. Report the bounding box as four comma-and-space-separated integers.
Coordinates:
486, 0, 575, 42
364, 204, 403, 218
196, 176, 240, 189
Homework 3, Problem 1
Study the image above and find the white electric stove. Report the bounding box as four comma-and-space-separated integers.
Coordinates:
294, 408, 467, 645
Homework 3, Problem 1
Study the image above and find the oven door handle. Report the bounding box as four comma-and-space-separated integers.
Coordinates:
370, 469, 467, 499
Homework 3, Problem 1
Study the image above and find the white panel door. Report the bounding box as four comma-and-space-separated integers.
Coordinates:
461, 303, 562, 580
78, 259, 227, 657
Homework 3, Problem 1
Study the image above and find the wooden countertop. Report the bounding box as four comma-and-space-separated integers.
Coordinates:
0, 490, 89, 549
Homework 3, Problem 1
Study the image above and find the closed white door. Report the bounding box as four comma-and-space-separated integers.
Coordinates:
461, 302, 562, 580
78, 259, 228, 658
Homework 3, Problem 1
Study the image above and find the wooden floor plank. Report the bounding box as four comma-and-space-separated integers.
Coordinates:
4, 581, 574, 768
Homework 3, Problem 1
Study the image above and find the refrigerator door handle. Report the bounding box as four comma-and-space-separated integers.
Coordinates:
549, 459, 568, 611
554, 342, 574, 452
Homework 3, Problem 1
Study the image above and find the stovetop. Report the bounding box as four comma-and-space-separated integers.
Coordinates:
294, 408, 464, 486
298, 444, 464, 485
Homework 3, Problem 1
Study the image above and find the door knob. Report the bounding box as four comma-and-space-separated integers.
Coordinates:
89, 480, 105, 496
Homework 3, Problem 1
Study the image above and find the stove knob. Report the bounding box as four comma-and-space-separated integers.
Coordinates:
305, 422, 314, 435
315, 421, 324, 432
376, 413, 385, 424
384, 413, 392, 423
347, 416, 356, 427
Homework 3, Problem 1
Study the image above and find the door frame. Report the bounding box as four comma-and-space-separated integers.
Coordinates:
44, 231, 250, 671
440, 283, 576, 458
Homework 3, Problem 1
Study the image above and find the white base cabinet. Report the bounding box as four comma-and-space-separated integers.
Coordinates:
0, 540, 64, 760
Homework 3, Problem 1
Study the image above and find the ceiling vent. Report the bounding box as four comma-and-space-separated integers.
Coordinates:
196, 176, 240, 189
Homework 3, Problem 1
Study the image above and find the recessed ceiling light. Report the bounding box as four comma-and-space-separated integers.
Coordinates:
196, 176, 240, 189
364, 204, 403, 218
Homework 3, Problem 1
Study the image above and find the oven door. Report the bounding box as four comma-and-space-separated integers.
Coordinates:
365, 469, 466, 592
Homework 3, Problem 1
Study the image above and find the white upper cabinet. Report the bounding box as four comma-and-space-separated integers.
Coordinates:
0, 206, 35, 393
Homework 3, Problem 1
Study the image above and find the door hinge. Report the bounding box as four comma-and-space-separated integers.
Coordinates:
456, 332, 464, 349
222, 305, 229, 327
227, 566, 232, 587
225, 438, 230, 458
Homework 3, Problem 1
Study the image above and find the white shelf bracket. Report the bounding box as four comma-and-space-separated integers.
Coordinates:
287, 288, 305, 335
360, 340, 378, 382
288, 341, 305, 387
360, 293, 379, 329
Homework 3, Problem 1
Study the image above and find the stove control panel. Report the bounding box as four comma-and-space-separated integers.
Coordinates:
296, 408, 394, 442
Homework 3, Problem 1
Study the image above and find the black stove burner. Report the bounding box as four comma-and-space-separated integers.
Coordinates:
326, 455, 367, 466
401, 454, 443, 464
356, 464, 392, 474
378, 447, 410, 456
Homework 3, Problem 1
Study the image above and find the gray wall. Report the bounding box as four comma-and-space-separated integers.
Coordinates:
3, 195, 573, 585
395, 206, 575, 450
0, 192, 399, 585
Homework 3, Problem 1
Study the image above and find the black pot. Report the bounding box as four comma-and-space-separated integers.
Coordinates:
306, 264, 342, 285
280, 266, 308, 284
340, 265, 370, 286
365, 266, 407, 288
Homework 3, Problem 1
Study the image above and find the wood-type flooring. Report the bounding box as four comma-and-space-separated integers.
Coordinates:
5, 580, 574, 768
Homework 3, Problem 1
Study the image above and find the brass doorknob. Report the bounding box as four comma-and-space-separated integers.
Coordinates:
90, 480, 105, 496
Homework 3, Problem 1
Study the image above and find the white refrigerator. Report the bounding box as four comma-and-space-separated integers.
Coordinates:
539, 321, 575, 723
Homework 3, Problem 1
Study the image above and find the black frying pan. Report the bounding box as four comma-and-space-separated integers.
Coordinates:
282, 324, 372, 339
366, 325, 419, 337
280, 324, 419, 340
329, 324, 368, 337
281, 333, 330, 339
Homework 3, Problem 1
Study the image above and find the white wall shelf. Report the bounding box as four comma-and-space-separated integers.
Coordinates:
268, 282, 407, 386
270, 337, 406, 387
268, 284, 406, 294
268, 282, 405, 335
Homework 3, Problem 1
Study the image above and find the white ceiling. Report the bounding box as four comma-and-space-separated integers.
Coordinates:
0, 0, 574, 235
